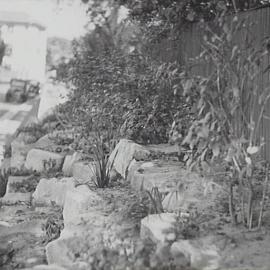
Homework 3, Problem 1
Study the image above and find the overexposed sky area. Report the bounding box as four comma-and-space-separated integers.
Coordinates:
0, 0, 88, 40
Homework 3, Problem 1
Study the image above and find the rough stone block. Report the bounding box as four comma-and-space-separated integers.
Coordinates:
45, 235, 74, 268
46, 214, 107, 267
108, 139, 150, 179
71, 161, 94, 182
32, 177, 75, 206
25, 149, 64, 172
140, 213, 177, 243
129, 161, 185, 193
63, 185, 103, 226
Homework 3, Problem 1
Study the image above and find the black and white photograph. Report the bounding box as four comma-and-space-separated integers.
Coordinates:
0, 1, 270, 269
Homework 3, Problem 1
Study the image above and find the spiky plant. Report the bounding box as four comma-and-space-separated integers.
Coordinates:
90, 129, 118, 188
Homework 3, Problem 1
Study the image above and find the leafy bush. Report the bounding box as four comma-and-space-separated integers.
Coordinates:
57, 47, 190, 144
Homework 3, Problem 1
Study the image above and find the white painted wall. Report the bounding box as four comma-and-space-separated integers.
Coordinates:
1, 23, 47, 83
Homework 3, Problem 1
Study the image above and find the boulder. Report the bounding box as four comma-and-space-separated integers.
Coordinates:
71, 161, 94, 182
171, 238, 220, 270
25, 149, 64, 172
63, 185, 103, 226
32, 177, 75, 206
1, 192, 32, 205
62, 152, 82, 176
108, 139, 150, 179
140, 213, 177, 243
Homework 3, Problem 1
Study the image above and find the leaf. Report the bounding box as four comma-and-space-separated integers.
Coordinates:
247, 146, 259, 155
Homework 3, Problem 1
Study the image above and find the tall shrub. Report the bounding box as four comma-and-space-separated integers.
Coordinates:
57, 44, 190, 145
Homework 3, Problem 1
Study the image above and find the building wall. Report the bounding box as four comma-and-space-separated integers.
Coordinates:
1, 23, 47, 82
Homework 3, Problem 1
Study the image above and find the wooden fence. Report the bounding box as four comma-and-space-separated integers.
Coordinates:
153, 6, 270, 160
